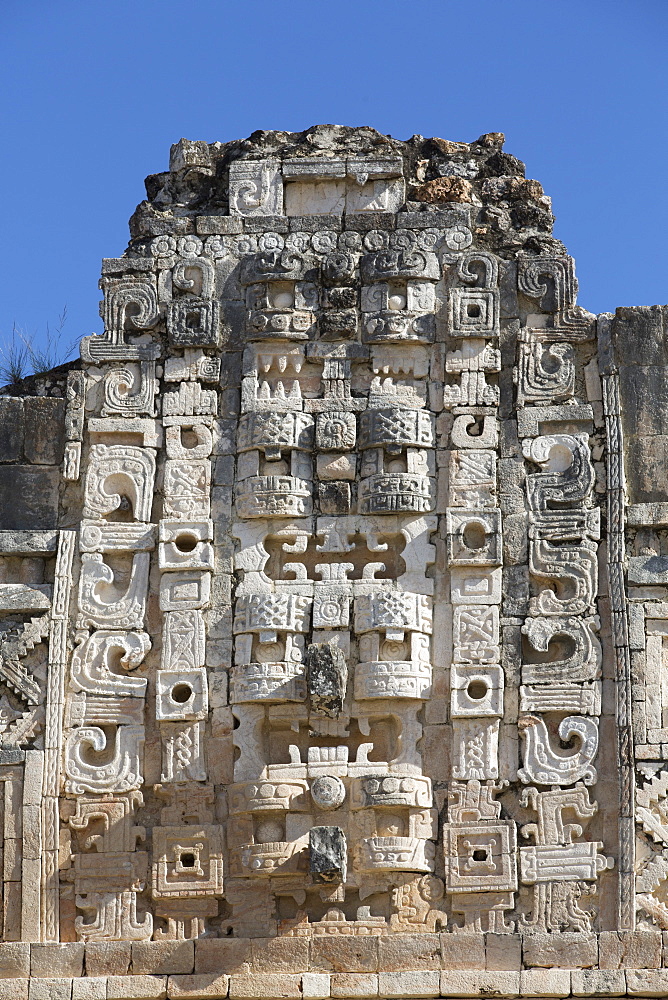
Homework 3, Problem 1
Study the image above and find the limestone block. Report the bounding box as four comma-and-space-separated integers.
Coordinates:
377, 970, 440, 998
441, 933, 486, 971
519, 968, 571, 997
229, 973, 301, 998
0, 979, 29, 1000
309, 825, 347, 883
24, 397, 65, 464
28, 980, 72, 1000
166, 974, 229, 998
0, 942, 30, 978
305, 642, 348, 716
107, 976, 168, 999
439, 970, 520, 997
30, 943, 85, 978
249, 938, 309, 973
626, 969, 668, 996
330, 973, 378, 998
301, 973, 331, 998
522, 932, 598, 968
229, 161, 283, 217
131, 941, 194, 976
194, 939, 251, 975
72, 979, 108, 1000
485, 933, 521, 971
571, 969, 626, 996
599, 930, 662, 970
0, 466, 60, 529
378, 933, 441, 971
85, 942, 132, 976
0, 582, 52, 612
309, 936, 379, 974
0, 397, 25, 461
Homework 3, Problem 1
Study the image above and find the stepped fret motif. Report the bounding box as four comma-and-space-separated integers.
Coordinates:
1, 124, 662, 996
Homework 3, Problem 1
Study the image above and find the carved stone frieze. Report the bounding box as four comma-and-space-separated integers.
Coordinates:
1, 126, 649, 983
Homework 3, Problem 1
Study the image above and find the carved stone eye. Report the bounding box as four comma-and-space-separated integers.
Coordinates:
255, 820, 284, 843
388, 294, 407, 311
272, 290, 294, 308
310, 775, 346, 810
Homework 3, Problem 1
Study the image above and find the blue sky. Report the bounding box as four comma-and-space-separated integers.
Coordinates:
1, 0, 666, 366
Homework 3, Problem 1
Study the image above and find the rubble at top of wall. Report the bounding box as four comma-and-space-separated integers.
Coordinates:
128, 126, 561, 260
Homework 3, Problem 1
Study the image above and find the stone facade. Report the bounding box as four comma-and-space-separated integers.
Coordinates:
0, 124, 666, 996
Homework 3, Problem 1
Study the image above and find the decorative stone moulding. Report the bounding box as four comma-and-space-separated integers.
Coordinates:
235, 474, 312, 518
2, 123, 663, 998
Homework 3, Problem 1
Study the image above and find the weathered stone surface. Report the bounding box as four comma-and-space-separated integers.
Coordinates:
23, 398, 65, 465
523, 933, 598, 969
0, 125, 665, 998
330, 973, 378, 998
378, 970, 440, 998
571, 969, 626, 996
194, 940, 251, 975
0, 944, 30, 979
0, 398, 25, 461
131, 942, 194, 976
107, 976, 168, 999
30, 943, 84, 977
84, 942, 132, 977
72, 979, 108, 1000
0, 466, 60, 528
0, 980, 29, 1000
309, 825, 347, 883
309, 937, 379, 974
166, 974, 229, 999
229, 973, 301, 998
305, 642, 348, 717
599, 929, 662, 970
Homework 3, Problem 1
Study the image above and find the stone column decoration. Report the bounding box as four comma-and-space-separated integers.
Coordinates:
1, 124, 668, 997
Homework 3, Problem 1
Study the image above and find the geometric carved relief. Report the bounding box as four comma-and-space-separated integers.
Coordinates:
1, 126, 639, 988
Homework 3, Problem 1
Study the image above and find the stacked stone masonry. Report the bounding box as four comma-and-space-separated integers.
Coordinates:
0, 124, 666, 996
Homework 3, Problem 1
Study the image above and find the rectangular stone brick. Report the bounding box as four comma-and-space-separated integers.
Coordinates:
72, 978, 107, 1000
132, 941, 194, 976
0, 942, 30, 978
571, 969, 626, 996
0, 398, 24, 462
600, 930, 662, 969
167, 974, 229, 998
485, 932, 521, 971
330, 973, 379, 998
440, 932, 486, 970
627, 968, 668, 995
194, 939, 251, 975
31, 943, 84, 978
378, 970, 440, 998
249, 937, 308, 973
84, 941, 132, 976
23, 397, 65, 464
520, 968, 571, 997
301, 972, 331, 998
439, 970, 520, 997
0, 466, 60, 529
28, 979, 72, 1000
309, 936, 378, 973
107, 975, 168, 999
0, 980, 28, 1000
523, 932, 598, 968
229, 973, 301, 998
379, 933, 441, 971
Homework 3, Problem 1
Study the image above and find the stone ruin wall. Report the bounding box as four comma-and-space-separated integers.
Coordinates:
0, 125, 667, 997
